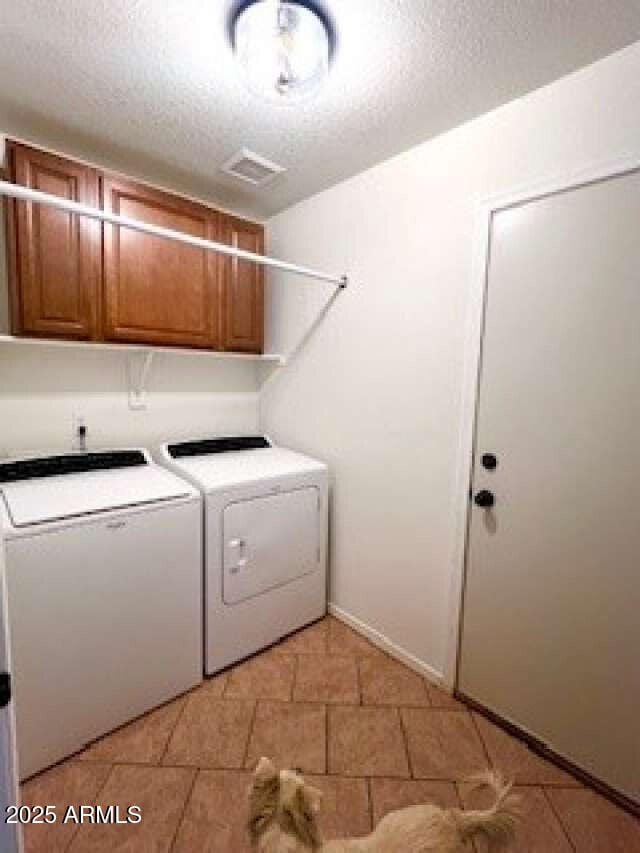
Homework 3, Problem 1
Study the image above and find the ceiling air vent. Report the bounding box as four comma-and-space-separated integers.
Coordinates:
220, 148, 286, 187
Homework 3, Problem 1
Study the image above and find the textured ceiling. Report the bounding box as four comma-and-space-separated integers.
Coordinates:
1, 1, 640, 219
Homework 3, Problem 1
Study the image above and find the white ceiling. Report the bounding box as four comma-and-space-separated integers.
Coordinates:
1, 1, 639, 220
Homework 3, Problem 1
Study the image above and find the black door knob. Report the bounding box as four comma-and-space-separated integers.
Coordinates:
474, 489, 495, 508
481, 453, 498, 470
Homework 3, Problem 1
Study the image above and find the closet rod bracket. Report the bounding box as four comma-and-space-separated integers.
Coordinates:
127, 349, 154, 411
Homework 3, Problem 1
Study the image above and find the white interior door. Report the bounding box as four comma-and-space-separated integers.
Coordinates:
458, 168, 640, 804
0, 540, 20, 853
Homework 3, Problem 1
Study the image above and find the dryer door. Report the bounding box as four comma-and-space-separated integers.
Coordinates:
223, 487, 320, 605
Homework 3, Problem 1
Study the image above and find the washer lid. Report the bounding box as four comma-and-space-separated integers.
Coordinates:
167, 436, 271, 458
1, 452, 192, 528
167, 445, 326, 491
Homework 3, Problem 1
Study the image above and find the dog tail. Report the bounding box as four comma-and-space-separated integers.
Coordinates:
452, 770, 518, 848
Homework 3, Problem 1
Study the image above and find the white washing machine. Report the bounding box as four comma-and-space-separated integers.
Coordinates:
0, 449, 202, 780
159, 437, 328, 674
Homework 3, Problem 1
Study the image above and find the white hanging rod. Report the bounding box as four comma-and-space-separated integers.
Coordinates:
0, 180, 348, 288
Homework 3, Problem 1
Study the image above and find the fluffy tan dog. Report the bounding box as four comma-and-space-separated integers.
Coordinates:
248, 757, 518, 852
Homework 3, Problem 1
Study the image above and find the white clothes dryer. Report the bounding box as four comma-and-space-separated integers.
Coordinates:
159, 437, 328, 674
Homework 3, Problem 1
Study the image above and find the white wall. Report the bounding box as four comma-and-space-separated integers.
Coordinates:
0, 344, 259, 457
262, 42, 640, 684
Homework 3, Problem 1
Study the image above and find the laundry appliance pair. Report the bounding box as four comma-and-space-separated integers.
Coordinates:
0, 437, 327, 779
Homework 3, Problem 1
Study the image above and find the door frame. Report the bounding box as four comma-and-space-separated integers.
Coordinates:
443, 154, 640, 690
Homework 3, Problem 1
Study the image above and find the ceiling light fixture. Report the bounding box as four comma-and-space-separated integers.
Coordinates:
232, 0, 332, 103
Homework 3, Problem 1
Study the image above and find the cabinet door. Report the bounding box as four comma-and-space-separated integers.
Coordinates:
9, 144, 100, 339
220, 215, 264, 353
103, 176, 220, 348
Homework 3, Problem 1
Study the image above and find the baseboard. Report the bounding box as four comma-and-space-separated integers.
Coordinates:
328, 602, 446, 689
459, 692, 640, 818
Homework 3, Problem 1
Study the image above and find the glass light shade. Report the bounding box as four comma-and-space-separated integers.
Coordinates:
234, 1, 330, 102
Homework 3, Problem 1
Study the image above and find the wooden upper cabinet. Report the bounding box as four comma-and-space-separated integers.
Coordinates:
8, 143, 100, 339
5, 143, 265, 352
102, 176, 220, 348
220, 215, 264, 353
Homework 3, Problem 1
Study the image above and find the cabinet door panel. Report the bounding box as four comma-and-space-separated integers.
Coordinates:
10, 145, 100, 339
220, 216, 264, 353
103, 177, 219, 348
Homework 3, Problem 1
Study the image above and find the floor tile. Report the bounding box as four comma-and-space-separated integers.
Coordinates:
546, 787, 640, 853
426, 683, 467, 711
277, 618, 329, 655
359, 656, 430, 707
163, 696, 255, 769
68, 764, 195, 852
224, 650, 296, 701
401, 709, 488, 780
472, 713, 580, 786
78, 695, 187, 765
459, 782, 573, 852
327, 618, 383, 658
21, 761, 111, 853
294, 654, 359, 704
370, 778, 459, 826
195, 673, 228, 697
245, 701, 327, 774
308, 775, 371, 840
172, 770, 253, 853
328, 706, 409, 777
21, 620, 635, 853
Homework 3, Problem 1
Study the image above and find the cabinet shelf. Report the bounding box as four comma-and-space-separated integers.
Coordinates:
0, 334, 285, 365
0, 334, 284, 410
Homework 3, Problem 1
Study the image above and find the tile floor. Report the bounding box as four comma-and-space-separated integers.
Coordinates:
20, 615, 640, 852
